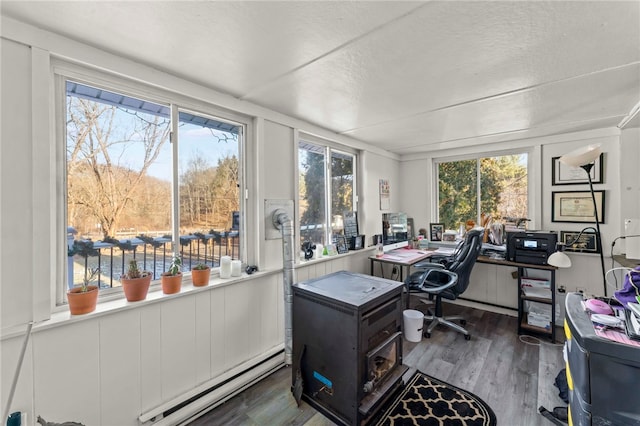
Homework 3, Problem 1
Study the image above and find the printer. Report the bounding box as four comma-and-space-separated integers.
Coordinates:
506, 231, 558, 265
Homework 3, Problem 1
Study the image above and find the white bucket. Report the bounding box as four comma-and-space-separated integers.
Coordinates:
403, 309, 424, 342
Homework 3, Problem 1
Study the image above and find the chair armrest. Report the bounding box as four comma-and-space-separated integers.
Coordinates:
418, 269, 458, 293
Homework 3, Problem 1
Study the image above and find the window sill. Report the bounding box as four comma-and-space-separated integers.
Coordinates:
2, 250, 375, 340
1, 269, 277, 341
296, 246, 376, 266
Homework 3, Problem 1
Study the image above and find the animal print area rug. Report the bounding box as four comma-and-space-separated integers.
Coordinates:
373, 371, 497, 426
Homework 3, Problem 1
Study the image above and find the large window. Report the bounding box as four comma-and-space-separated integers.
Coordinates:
436, 153, 528, 231
64, 80, 244, 296
298, 139, 356, 249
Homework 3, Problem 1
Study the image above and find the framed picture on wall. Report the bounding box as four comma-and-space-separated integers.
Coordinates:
379, 179, 390, 210
430, 223, 444, 241
552, 153, 603, 185
552, 190, 605, 223
560, 230, 601, 254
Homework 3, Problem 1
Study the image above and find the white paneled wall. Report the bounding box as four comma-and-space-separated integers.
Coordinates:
140, 305, 163, 414
100, 309, 141, 425
160, 297, 198, 400
33, 320, 102, 423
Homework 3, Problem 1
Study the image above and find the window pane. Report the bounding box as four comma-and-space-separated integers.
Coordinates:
299, 142, 326, 246
66, 82, 171, 289
178, 111, 241, 266
438, 159, 478, 229
480, 154, 528, 223
330, 151, 354, 237
438, 154, 529, 234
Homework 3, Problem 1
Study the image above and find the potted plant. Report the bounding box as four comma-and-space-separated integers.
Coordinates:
67, 267, 100, 315
191, 263, 211, 287
161, 254, 183, 294
121, 259, 152, 302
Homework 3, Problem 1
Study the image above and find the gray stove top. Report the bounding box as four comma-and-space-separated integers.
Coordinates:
293, 271, 403, 307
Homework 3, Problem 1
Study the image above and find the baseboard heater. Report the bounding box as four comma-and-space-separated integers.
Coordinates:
139, 346, 285, 426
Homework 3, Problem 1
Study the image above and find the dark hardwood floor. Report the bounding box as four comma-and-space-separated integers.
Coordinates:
186, 302, 566, 426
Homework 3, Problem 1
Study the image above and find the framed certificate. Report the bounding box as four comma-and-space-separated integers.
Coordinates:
552, 190, 605, 223
552, 154, 603, 185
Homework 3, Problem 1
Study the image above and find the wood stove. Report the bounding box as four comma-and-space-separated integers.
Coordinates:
292, 271, 408, 425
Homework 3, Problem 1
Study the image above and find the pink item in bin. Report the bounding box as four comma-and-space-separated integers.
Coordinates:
585, 298, 613, 315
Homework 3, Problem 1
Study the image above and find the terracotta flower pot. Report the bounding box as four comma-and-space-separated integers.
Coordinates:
67, 285, 99, 315
161, 273, 182, 294
122, 274, 152, 302
191, 267, 211, 287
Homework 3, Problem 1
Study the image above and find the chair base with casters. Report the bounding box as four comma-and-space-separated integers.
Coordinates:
415, 295, 470, 340
406, 263, 471, 341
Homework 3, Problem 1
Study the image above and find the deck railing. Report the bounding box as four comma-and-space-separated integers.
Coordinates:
68, 232, 240, 290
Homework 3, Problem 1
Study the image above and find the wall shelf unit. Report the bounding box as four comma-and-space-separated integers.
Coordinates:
477, 256, 557, 343
517, 265, 557, 343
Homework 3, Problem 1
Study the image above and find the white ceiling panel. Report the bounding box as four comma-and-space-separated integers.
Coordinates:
1, 1, 420, 96
1, 1, 639, 156
348, 64, 640, 151
247, 1, 640, 132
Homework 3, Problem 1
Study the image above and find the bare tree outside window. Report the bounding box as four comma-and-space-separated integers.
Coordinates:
65, 82, 242, 289
66, 95, 170, 238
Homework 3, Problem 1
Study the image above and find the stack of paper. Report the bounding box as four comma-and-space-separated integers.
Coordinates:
526, 301, 552, 329
521, 277, 551, 299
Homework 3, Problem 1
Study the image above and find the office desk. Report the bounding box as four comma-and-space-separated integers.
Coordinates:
369, 249, 435, 308
369, 249, 434, 280
477, 255, 558, 342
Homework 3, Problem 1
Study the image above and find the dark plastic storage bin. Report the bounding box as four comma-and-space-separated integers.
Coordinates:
565, 293, 640, 426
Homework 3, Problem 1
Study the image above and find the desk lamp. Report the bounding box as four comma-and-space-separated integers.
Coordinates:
547, 144, 607, 296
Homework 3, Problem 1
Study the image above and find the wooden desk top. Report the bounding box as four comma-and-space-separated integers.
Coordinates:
612, 254, 640, 269
477, 255, 557, 270
370, 249, 435, 266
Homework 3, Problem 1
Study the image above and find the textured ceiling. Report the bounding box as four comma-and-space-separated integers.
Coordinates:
2, 1, 639, 155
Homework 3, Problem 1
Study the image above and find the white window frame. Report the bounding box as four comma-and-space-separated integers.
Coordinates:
432, 147, 537, 230
54, 61, 250, 306
296, 132, 358, 256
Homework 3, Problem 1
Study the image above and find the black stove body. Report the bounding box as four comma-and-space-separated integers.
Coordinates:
292, 271, 407, 425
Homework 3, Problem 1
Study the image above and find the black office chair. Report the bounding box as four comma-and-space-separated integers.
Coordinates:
406, 228, 483, 340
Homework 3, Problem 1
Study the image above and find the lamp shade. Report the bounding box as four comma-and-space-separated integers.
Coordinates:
559, 144, 601, 168
548, 251, 572, 268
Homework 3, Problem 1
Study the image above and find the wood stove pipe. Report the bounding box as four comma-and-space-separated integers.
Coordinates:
272, 208, 296, 365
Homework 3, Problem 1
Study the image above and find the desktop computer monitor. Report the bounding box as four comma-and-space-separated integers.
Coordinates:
382, 212, 409, 252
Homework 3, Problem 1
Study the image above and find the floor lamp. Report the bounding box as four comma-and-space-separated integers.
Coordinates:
547, 144, 608, 297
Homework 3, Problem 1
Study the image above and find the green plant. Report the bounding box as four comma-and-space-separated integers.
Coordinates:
166, 255, 182, 276
193, 263, 209, 270
121, 260, 151, 280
